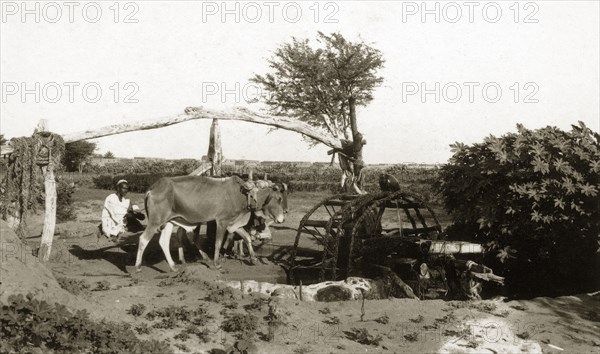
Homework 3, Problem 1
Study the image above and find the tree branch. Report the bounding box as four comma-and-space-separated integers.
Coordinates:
61, 106, 342, 149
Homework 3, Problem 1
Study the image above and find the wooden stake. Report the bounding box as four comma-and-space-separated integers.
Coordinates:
360, 289, 366, 321
208, 119, 222, 176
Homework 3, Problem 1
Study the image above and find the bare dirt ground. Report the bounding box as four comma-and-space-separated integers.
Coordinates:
7, 187, 600, 353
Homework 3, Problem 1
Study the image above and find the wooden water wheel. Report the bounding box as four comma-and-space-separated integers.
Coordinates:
345, 191, 443, 278
287, 193, 376, 284
286, 189, 443, 285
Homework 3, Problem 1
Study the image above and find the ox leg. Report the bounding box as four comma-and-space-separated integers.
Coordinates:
236, 239, 245, 258
223, 232, 233, 257
213, 222, 227, 270
135, 228, 156, 272
176, 227, 186, 265
158, 223, 178, 272
192, 224, 210, 261
235, 228, 257, 265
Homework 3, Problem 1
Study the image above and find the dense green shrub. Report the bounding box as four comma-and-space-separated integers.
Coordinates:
90, 164, 440, 202
56, 276, 91, 296
221, 313, 259, 340
0, 293, 172, 353
85, 159, 200, 175
92, 173, 182, 193
56, 178, 76, 222
437, 122, 600, 297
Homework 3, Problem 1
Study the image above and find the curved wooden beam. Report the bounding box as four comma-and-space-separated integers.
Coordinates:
61, 106, 342, 149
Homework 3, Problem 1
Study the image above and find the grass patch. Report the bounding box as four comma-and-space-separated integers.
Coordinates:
221, 313, 259, 340
93, 280, 111, 291
410, 315, 424, 323
374, 314, 389, 324
205, 286, 237, 304
344, 328, 383, 346
145, 304, 214, 329
56, 277, 91, 296
127, 303, 146, 317
323, 316, 340, 325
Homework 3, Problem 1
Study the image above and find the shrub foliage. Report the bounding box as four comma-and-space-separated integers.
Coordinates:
90, 163, 441, 204
0, 294, 172, 353
56, 178, 76, 222
438, 122, 600, 296
93, 173, 181, 193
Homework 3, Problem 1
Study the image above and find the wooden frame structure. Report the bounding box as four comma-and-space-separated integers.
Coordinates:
0, 106, 342, 261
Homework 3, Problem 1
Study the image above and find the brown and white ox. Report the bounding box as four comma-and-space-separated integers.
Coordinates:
134, 175, 285, 272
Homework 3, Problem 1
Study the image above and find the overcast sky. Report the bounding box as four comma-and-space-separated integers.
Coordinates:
1, 1, 598, 163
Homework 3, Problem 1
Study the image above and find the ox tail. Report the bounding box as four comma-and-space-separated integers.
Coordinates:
144, 191, 151, 220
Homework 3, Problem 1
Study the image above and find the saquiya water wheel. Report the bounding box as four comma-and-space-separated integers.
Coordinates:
286, 184, 442, 285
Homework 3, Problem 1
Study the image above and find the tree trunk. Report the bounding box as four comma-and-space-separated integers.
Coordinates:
346, 97, 366, 194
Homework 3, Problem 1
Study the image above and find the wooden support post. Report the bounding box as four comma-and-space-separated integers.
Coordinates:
208, 119, 222, 176
36, 119, 57, 262
39, 165, 57, 261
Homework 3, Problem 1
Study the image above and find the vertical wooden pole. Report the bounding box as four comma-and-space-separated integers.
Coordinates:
208, 119, 222, 176
40, 165, 57, 261
36, 119, 57, 261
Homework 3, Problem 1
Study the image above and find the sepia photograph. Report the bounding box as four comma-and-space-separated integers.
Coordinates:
1, 1, 599, 353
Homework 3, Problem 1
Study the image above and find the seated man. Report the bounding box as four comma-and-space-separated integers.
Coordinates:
101, 179, 144, 242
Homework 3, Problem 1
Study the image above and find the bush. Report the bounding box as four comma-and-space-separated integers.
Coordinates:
85, 159, 201, 175
93, 173, 181, 193
145, 304, 213, 328
344, 327, 382, 346
127, 304, 146, 317
205, 286, 237, 304
57, 276, 91, 296
0, 293, 172, 353
221, 313, 259, 340
437, 122, 600, 297
56, 178, 76, 222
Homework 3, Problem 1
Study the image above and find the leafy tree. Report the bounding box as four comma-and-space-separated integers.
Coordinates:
62, 141, 96, 173
252, 32, 385, 193
438, 122, 600, 297
0, 134, 7, 145
103, 151, 115, 158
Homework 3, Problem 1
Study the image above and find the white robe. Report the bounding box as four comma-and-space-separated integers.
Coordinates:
101, 193, 130, 236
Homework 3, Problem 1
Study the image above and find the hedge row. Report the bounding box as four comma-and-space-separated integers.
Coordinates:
85, 160, 439, 185
85, 159, 200, 175
92, 173, 183, 193
91, 172, 440, 205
